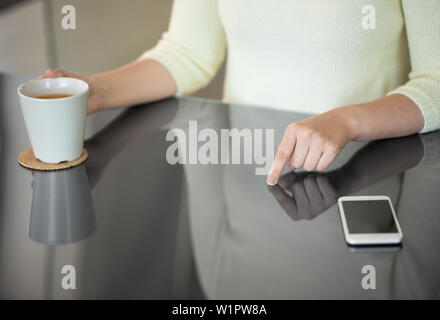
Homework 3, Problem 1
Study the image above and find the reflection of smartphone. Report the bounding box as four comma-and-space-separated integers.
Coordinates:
338, 196, 403, 246
348, 244, 402, 253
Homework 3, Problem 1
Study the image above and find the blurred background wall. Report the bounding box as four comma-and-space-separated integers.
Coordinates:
0, 0, 49, 74
0, 0, 225, 133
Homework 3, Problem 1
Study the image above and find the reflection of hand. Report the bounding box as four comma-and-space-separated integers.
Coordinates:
269, 171, 339, 221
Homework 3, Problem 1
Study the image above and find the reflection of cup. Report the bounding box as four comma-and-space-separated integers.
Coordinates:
18, 78, 89, 163
28, 165, 96, 245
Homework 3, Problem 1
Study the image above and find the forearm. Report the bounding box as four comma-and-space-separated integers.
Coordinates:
94, 58, 177, 110
336, 93, 424, 141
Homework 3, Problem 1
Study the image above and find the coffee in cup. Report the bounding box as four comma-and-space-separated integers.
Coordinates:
35, 94, 74, 99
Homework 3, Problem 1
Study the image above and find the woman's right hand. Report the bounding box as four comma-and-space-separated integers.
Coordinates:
38, 69, 103, 114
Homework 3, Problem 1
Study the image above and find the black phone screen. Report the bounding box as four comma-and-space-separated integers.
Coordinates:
342, 200, 398, 234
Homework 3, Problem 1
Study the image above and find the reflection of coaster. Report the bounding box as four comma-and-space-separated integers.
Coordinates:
18, 148, 88, 171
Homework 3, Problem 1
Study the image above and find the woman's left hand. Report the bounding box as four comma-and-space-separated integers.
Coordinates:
267, 108, 357, 185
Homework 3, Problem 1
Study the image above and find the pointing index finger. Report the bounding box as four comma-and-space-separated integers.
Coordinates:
267, 128, 296, 185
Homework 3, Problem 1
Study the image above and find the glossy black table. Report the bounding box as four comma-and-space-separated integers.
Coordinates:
1, 73, 440, 300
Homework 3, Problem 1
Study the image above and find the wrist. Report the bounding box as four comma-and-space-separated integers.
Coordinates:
331, 105, 362, 141
93, 73, 112, 112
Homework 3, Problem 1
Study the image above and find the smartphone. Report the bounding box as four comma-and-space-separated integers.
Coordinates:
338, 196, 403, 246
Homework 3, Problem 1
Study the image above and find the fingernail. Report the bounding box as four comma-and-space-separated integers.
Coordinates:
267, 177, 276, 186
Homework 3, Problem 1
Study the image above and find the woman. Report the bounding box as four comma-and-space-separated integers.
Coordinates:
41, 0, 440, 185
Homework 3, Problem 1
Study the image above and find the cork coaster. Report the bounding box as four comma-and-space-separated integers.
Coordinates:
18, 148, 88, 171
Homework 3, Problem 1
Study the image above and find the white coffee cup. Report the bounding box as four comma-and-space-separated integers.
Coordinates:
18, 77, 89, 164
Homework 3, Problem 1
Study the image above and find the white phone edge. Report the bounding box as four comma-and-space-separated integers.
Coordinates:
337, 195, 403, 246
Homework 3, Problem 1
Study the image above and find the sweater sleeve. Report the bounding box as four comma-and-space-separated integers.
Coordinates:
139, 0, 226, 96
387, 0, 440, 133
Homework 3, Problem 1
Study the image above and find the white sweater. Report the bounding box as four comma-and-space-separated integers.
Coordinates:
141, 0, 440, 133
